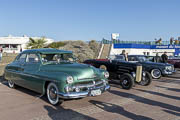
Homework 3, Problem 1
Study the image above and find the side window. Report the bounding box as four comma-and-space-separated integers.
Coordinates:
17, 54, 27, 63
27, 54, 39, 63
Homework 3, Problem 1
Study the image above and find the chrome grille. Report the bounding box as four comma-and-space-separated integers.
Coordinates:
74, 79, 104, 89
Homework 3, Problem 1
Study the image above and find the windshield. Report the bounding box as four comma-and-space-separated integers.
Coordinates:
109, 55, 125, 61
138, 56, 147, 62
41, 53, 75, 64
145, 56, 154, 62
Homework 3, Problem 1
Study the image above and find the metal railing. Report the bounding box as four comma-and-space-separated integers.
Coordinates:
102, 39, 175, 45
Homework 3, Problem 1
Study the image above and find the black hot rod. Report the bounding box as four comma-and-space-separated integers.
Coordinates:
84, 55, 152, 90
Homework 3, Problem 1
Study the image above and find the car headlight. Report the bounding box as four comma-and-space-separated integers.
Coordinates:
142, 72, 146, 76
104, 72, 109, 78
67, 76, 74, 84
131, 72, 136, 78
165, 66, 172, 70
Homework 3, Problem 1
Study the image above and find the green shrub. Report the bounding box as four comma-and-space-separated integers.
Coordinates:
47, 42, 66, 48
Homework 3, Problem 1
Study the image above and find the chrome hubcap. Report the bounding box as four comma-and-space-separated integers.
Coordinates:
122, 79, 129, 86
8, 80, 14, 87
153, 70, 161, 77
49, 87, 57, 100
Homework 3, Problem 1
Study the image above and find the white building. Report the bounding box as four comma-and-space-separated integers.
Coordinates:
0, 35, 54, 53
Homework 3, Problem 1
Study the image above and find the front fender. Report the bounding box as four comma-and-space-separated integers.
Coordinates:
37, 71, 69, 95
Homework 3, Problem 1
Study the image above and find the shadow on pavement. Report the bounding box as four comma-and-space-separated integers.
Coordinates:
134, 88, 180, 101
109, 90, 180, 112
163, 109, 180, 117
156, 86, 180, 92
154, 79, 180, 84
109, 80, 137, 89
109, 82, 122, 89
89, 100, 153, 120
0, 75, 4, 83
164, 75, 180, 79
1, 80, 83, 104
44, 105, 96, 120
1, 80, 47, 101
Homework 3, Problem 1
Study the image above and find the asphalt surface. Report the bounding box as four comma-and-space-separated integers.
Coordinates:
0, 71, 180, 120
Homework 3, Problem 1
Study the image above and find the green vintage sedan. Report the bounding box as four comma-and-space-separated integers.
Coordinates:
4, 48, 110, 105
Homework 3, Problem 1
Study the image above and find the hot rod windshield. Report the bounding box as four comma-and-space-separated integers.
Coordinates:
138, 56, 147, 62
41, 53, 76, 64
109, 55, 125, 61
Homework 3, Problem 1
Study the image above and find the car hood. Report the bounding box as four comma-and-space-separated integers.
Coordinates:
40, 63, 98, 80
141, 61, 172, 66
115, 60, 142, 66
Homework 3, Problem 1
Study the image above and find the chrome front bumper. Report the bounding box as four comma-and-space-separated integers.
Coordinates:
163, 70, 174, 75
57, 84, 110, 99
163, 66, 176, 75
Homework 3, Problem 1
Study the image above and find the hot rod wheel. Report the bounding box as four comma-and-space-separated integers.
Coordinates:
119, 73, 134, 90
138, 72, 152, 86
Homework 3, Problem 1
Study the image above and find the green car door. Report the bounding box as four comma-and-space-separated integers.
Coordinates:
21, 53, 44, 93
11, 53, 27, 86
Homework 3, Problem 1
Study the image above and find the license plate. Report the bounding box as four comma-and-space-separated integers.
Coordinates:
91, 89, 102, 96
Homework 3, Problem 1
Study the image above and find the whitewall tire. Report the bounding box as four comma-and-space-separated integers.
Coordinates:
151, 69, 161, 79
47, 82, 62, 105
8, 80, 15, 88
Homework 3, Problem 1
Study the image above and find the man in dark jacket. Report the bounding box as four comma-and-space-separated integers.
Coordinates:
120, 50, 128, 61
153, 53, 162, 63
161, 52, 168, 63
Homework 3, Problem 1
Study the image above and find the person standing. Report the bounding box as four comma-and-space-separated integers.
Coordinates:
0, 47, 3, 62
161, 51, 168, 63
153, 53, 162, 63
0, 50, 2, 62
20, 46, 22, 52
120, 50, 128, 61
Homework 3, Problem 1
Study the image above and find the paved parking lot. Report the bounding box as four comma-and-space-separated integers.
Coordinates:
0, 71, 180, 120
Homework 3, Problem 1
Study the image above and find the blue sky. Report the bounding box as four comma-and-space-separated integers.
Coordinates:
0, 0, 180, 41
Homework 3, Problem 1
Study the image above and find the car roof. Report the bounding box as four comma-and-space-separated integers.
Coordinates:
22, 48, 72, 54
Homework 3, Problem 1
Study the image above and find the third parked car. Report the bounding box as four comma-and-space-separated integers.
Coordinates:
128, 55, 175, 79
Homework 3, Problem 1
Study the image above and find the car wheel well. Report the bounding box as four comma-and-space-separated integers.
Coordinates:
150, 68, 161, 73
44, 81, 51, 93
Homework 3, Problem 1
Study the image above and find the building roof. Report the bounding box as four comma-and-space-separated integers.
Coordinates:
0, 36, 54, 45
22, 48, 72, 54
0, 37, 29, 44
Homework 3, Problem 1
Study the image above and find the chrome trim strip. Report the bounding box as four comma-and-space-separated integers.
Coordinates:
5, 69, 56, 82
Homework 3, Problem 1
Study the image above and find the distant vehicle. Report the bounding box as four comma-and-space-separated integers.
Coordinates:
4, 48, 110, 105
128, 55, 175, 79
84, 55, 152, 90
167, 56, 180, 68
